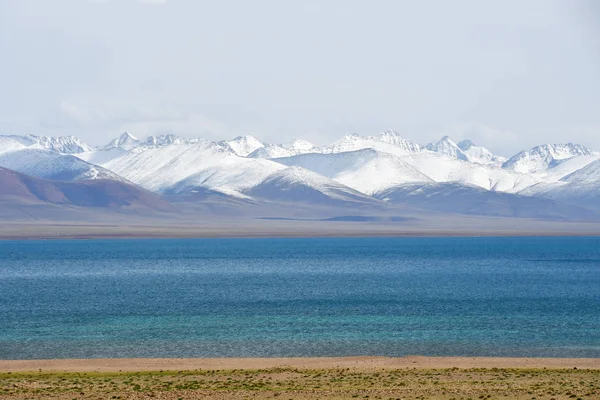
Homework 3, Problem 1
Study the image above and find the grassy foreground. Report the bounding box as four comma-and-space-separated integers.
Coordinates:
1, 367, 599, 400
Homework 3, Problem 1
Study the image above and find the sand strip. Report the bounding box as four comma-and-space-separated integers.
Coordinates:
1, 356, 599, 373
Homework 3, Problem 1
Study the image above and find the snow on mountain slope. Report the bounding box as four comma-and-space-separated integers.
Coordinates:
248, 145, 295, 159
0, 136, 28, 154
0, 148, 125, 182
0, 134, 93, 154
520, 159, 600, 211
285, 139, 319, 152
26, 135, 92, 153
376, 130, 423, 152
245, 166, 380, 207
457, 139, 505, 165
103, 140, 223, 191
402, 151, 538, 192
102, 131, 140, 151
220, 135, 264, 157
561, 158, 600, 185
519, 184, 600, 212
164, 158, 285, 198
77, 131, 140, 166
375, 182, 598, 220
77, 147, 128, 165
424, 136, 506, 165
0, 134, 126, 182
90, 129, 538, 196
425, 136, 469, 161
504, 153, 600, 203
143, 134, 192, 147
6, 130, 600, 215
248, 139, 319, 159
322, 130, 421, 156
78, 134, 194, 165
102, 140, 285, 196
529, 154, 600, 182
273, 149, 433, 195
0, 166, 171, 211
503, 143, 599, 173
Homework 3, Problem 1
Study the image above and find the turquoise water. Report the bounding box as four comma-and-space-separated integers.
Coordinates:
0, 237, 599, 359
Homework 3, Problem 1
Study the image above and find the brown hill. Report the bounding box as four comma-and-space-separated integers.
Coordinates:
0, 166, 172, 211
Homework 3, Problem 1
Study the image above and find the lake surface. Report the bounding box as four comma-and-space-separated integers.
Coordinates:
1, 237, 599, 359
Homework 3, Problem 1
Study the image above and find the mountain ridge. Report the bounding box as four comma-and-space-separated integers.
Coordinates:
2, 131, 599, 223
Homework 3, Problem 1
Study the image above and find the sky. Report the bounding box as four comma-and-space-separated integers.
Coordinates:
0, 0, 599, 156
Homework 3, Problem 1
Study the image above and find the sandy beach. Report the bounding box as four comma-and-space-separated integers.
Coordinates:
2, 356, 600, 372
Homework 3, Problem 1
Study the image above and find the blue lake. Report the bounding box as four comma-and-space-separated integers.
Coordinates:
0, 237, 599, 359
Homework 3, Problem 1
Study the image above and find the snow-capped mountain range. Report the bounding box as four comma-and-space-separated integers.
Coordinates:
1, 130, 599, 220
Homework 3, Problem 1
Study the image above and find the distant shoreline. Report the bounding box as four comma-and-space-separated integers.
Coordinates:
3, 218, 600, 240
2, 356, 600, 372
3, 233, 600, 240
1, 227, 600, 240
2, 233, 600, 240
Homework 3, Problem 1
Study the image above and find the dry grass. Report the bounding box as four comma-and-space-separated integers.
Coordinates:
1, 367, 599, 399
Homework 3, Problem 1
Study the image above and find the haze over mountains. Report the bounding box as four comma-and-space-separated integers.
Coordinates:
1, 130, 600, 231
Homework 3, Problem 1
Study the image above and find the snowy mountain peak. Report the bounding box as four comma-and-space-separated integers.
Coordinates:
143, 134, 187, 147
426, 136, 469, 161
457, 139, 475, 150
503, 143, 598, 173
323, 130, 421, 156
282, 139, 318, 151
375, 130, 422, 153
273, 148, 434, 195
30, 135, 93, 154
425, 136, 504, 165
456, 139, 505, 165
104, 131, 140, 151
220, 135, 264, 157
119, 131, 138, 141
5, 128, 600, 219
1, 135, 93, 154
247, 139, 318, 159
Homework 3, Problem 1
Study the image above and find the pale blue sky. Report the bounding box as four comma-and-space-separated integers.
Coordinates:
0, 0, 598, 155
